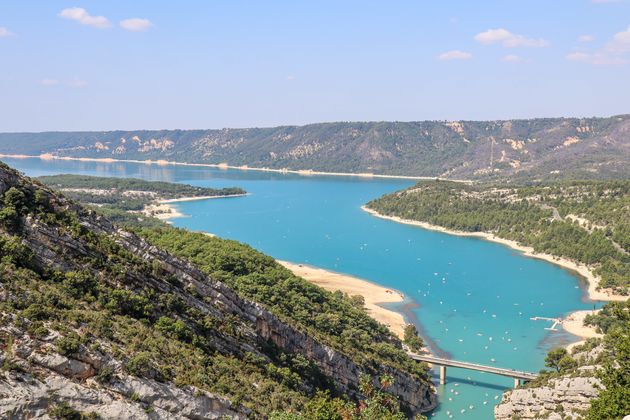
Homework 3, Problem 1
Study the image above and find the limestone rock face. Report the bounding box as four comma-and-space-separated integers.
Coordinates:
495, 376, 602, 420
0, 369, 246, 419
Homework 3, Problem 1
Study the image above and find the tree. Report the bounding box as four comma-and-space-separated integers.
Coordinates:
404, 324, 424, 352
302, 390, 347, 420
545, 348, 569, 372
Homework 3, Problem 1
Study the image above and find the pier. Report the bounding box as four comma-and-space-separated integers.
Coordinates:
408, 353, 538, 388
530, 316, 561, 331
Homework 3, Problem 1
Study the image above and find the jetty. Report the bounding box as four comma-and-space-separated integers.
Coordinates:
530, 316, 561, 331
408, 353, 538, 388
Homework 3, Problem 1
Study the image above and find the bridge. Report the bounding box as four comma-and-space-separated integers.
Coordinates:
408, 353, 538, 388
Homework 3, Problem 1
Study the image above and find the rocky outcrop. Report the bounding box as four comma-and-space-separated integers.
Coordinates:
0, 367, 246, 419
1, 327, 248, 419
495, 376, 602, 420
495, 344, 606, 420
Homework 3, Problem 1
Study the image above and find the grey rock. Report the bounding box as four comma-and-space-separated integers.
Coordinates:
495, 376, 602, 420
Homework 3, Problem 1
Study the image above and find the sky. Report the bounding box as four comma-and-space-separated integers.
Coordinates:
1, 1, 629, 132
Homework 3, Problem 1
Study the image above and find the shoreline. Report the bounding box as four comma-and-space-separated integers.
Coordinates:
0, 153, 472, 183
361, 206, 627, 303
159, 193, 247, 204
278, 260, 409, 340
361, 205, 626, 350
561, 310, 603, 352
143, 193, 247, 221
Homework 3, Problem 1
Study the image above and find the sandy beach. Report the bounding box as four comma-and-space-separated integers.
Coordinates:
278, 260, 408, 339
141, 194, 247, 221
0, 153, 472, 183
562, 310, 603, 351
141, 203, 185, 220
159, 193, 247, 204
361, 206, 627, 303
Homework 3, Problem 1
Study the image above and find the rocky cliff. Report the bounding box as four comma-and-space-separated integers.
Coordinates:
495, 345, 604, 420
0, 162, 436, 418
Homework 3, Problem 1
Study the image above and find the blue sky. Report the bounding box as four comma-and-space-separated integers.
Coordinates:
1, 1, 629, 131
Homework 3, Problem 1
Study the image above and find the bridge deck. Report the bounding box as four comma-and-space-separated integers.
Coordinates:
408, 354, 538, 380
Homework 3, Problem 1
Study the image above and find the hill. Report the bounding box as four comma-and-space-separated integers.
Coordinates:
0, 162, 435, 418
0, 115, 629, 181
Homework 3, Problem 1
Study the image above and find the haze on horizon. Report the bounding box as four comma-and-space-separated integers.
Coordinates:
1, 0, 630, 132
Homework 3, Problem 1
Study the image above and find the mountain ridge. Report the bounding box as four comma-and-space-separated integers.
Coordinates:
1, 114, 628, 181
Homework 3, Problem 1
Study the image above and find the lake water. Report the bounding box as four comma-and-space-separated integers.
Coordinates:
4, 157, 597, 420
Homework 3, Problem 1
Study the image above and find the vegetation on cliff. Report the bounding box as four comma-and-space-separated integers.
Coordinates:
138, 226, 430, 383
0, 162, 433, 417
531, 299, 630, 419
583, 299, 630, 419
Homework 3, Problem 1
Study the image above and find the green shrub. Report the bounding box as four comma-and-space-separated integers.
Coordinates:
95, 366, 115, 384
56, 333, 81, 356
154, 316, 192, 342
124, 352, 155, 378
102, 289, 154, 319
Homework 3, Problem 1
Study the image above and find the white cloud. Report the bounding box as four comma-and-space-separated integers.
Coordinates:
437, 50, 473, 60
566, 52, 591, 61
606, 25, 630, 53
58, 8, 111, 29
120, 18, 153, 32
502, 54, 523, 62
474, 28, 549, 48
67, 79, 88, 88
566, 51, 627, 65
286, 75, 296, 81
40, 79, 60, 86
568, 25, 630, 65
578, 35, 595, 42
0, 27, 14, 37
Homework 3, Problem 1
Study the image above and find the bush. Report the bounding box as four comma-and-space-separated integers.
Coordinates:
21, 304, 53, 321
102, 289, 154, 319
124, 352, 155, 378
95, 366, 115, 384
154, 316, 192, 342
48, 402, 98, 420
56, 333, 82, 356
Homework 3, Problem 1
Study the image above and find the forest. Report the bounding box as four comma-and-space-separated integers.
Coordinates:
38, 174, 245, 210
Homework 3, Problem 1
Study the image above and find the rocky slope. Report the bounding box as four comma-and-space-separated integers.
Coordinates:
0, 115, 629, 180
0, 162, 436, 418
495, 342, 608, 419
495, 376, 601, 420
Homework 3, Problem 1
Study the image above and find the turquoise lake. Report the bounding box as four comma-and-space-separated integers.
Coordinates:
3, 157, 598, 420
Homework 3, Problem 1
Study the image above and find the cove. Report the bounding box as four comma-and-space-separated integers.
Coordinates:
4, 157, 597, 420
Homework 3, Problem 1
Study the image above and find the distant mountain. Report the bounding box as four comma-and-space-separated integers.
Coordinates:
0, 115, 629, 181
